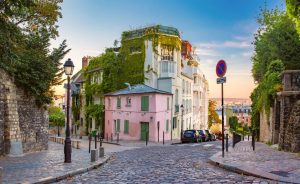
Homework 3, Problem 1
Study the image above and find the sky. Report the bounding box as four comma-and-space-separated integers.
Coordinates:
51, 0, 286, 98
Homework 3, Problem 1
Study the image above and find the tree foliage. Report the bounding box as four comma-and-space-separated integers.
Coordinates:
286, 0, 300, 34
229, 116, 238, 132
208, 100, 221, 128
252, 8, 300, 82
49, 106, 65, 126
0, 0, 69, 105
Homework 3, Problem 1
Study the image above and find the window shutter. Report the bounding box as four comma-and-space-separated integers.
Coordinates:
117, 119, 120, 132
124, 120, 129, 134
141, 96, 149, 111
117, 97, 121, 108
166, 120, 169, 132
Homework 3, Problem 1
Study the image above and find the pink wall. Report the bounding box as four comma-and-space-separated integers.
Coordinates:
105, 93, 172, 142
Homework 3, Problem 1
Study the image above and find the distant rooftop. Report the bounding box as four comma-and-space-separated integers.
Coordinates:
105, 84, 172, 96
122, 25, 180, 40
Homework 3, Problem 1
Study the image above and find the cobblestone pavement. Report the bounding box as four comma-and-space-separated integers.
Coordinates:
59, 141, 273, 184
0, 142, 135, 184
211, 140, 300, 183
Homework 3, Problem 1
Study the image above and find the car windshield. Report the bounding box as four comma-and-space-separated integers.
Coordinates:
198, 130, 204, 133
184, 130, 194, 134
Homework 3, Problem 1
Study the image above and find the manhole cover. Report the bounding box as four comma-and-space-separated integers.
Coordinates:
270, 170, 290, 177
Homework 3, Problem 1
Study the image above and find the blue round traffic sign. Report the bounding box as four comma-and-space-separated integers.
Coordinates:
216, 60, 227, 77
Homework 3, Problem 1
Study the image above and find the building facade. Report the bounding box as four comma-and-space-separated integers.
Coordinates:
105, 84, 172, 142
122, 25, 209, 139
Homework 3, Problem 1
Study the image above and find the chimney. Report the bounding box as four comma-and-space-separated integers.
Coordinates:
82, 56, 89, 69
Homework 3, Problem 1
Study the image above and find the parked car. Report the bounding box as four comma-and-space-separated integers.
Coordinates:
204, 129, 213, 141
197, 130, 207, 142
181, 130, 198, 143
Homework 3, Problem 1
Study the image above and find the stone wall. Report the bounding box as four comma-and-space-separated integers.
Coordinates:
277, 70, 300, 152
259, 109, 271, 142
0, 69, 48, 156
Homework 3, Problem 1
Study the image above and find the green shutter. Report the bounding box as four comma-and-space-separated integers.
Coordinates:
167, 97, 169, 110
124, 120, 129, 134
117, 97, 121, 108
117, 119, 120, 132
141, 96, 149, 111
166, 119, 169, 132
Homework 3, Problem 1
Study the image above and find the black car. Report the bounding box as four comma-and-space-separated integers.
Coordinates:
197, 130, 207, 142
181, 130, 198, 143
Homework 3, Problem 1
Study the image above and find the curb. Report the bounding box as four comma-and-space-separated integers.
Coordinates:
32, 155, 111, 184
102, 141, 121, 146
209, 152, 300, 184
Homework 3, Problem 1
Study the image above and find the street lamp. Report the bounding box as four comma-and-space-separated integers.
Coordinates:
180, 104, 184, 140
63, 58, 74, 163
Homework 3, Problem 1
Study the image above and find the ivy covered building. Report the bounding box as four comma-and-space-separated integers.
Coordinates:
70, 25, 209, 139
119, 25, 209, 139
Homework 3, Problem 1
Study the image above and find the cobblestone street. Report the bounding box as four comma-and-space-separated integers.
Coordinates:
60, 141, 273, 184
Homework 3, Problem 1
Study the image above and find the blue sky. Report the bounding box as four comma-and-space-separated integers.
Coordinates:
52, 0, 285, 98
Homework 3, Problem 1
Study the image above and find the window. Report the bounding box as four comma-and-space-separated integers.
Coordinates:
115, 119, 120, 132
161, 45, 174, 61
117, 97, 121, 108
130, 46, 141, 54
167, 97, 170, 110
124, 120, 129, 134
166, 119, 169, 132
160, 61, 174, 73
172, 117, 177, 129
126, 97, 131, 106
141, 96, 149, 111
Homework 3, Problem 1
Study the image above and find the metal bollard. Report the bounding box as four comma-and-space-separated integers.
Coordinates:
100, 137, 102, 147
163, 131, 165, 145
106, 133, 108, 142
146, 131, 148, 146
248, 135, 249, 141
225, 134, 228, 152
252, 132, 255, 151
111, 133, 113, 142
117, 133, 119, 143
94, 135, 97, 149
88, 135, 91, 153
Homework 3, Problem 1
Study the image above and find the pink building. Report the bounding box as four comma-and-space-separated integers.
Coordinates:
105, 84, 173, 142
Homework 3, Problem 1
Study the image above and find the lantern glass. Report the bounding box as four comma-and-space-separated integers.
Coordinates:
63, 58, 75, 76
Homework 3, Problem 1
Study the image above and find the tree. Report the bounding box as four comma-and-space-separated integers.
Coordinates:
49, 106, 65, 136
286, 0, 300, 34
252, 8, 300, 82
0, 0, 69, 105
208, 100, 221, 128
228, 116, 239, 133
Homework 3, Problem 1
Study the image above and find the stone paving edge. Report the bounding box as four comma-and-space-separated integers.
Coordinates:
208, 152, 300, 184
31, 155, 111, 184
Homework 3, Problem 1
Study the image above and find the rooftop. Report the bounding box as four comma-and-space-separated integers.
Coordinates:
105, 84, 172, 96
122, 25, 180, 40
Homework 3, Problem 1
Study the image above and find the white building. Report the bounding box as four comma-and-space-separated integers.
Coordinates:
123, 25, 209, 139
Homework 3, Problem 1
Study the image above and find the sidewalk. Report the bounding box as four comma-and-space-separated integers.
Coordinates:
0, 141, 137, 184
209, 140, 300, 183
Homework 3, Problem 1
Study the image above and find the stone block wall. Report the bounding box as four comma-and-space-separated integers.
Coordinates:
0, 69, 48, 156
278, 70, 300, 152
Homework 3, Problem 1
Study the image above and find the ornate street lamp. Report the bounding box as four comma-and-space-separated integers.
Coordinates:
63, 58, 74, 163
180, 104, 184, 141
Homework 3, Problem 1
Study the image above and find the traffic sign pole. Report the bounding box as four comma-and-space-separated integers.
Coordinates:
222, 82, 224, 158
216, 59, 227, 158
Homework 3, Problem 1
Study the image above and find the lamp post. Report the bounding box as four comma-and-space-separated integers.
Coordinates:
63, 58, 75, 163
180, 104, 184, 140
